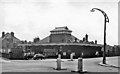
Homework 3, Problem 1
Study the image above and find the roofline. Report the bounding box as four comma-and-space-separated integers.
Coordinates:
18, 43, 103, 47
50, 30, 72, 32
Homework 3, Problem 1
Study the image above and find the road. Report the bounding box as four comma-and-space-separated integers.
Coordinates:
1, 57, 119, 74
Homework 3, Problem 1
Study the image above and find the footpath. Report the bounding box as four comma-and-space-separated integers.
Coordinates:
99, 56, 120, 68
0, 57, 10, 63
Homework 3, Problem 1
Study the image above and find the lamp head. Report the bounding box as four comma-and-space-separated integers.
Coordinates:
90, 8, 95, 12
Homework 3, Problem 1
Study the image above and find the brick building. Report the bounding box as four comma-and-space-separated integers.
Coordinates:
1, 27, 118, 59
19, 26, 103, 58
39, 26, 80, 43
39, 26, 96, 44
0, 32, 21, 53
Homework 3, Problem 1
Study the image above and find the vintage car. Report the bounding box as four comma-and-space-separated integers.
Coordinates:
32, 54, 46, 60
24, 52, 34, 60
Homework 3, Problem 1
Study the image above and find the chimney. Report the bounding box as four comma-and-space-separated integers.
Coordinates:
2, 32, 5, 38
95, 40, 97, 44
74, 38, 77, 42
11, 32, 14, 37
85, 34, 88, 42
83, 37, 85, 42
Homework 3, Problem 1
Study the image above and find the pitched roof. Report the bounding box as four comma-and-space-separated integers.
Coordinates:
1, 32, 21, 43
39, 36, 50, 43
50, 26, 72, 32
71, 35, 80, 41
38, 35, 80, 44
38, 34, 80, 44
13, 36, 21, 43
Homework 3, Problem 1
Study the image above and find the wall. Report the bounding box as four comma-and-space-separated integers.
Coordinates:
2, 37, 21, 53
27, 45, 102, 58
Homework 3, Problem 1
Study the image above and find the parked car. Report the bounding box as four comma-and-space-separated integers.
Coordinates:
32, 54, 46, 60
24, 52, 34, 60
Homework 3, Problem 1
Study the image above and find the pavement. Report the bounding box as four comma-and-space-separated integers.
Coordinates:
0, 57, 10, 63
98, 56, 120, 68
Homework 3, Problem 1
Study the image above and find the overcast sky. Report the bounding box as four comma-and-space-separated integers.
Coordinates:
0, 0, 119, 46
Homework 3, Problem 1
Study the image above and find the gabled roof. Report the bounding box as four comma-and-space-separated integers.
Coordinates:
39, 36, 50, 43
71, 35, 80, 41
50, 26, 72, 32
13, 36, 21, 43
38, 34, 80, 43
1, 32, 21, 43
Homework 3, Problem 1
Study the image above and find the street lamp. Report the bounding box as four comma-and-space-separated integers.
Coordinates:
90, 8, 109, 64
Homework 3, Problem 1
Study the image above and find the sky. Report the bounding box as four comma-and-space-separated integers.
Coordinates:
0, 0, 119, 46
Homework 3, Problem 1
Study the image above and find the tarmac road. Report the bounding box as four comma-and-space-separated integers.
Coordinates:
1, 57, 119, 74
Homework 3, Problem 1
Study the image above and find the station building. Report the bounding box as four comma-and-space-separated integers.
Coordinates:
20, 26, 103, 58
1, 27, 119, 59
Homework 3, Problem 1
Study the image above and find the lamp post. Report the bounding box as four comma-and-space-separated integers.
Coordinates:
91, 8, 109, 64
